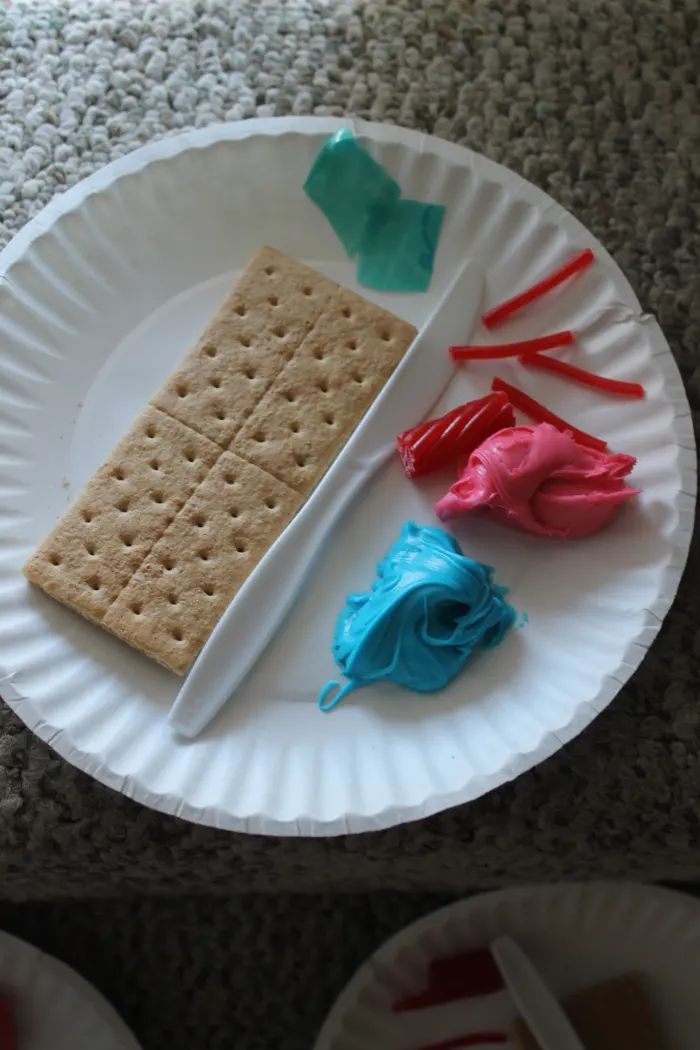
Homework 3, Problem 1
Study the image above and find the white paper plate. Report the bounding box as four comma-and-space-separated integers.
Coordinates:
0, 928, 140, 1050
0, 117, 695, 835
314, 882, 700, 1049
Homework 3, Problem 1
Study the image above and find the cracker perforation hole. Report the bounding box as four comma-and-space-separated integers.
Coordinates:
244, 367, 256, 380
172, 628, 184, 642
215, 409, 226, 421
167, 593, 179, 606
235, 305, 246, 317
290, 421, 300, 433
82, 509, 93, 523
346, 339, 357, 351
202, 585, 215, 597
341, 306, 352, 319
113, 467, 126, 481
229, 507, 240, 518
273, 325, 287, 339
352, 372, 365, 385
185, 450, 196, 463
283, 391, 296, 403
318, 379, 329, 393
117, 499, 129, 513
239, 336, 251, 347
268, 295, 279, 306
302, 286, 312, 296
176, 384, 188, 398
145, 424, 157, 438
264, 266, 275, 276
193, 514, 206, 528
211, 376, 222, 388
380, 330, 391, 342
204, 345, 217, 358
87, 575, 100, 591
121, 533, 134, 548
162, 557, 175, 572
50, 553, 61, 566
130, 602, 142, 616
235, 542, 247, 554
265, 497, 277, 509
313, 348, 325, 360
151, 491, 165, 504
150, 459, 160, 472
198, 550, 211, 562
323, 412, 335, 426
253, 431, 266, 443
224, 473, 237, 486
85, 542, 96, 556
294, 452, 308, 468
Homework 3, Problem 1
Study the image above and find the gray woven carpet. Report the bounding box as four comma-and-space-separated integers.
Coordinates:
1, 0, 699, 900
0, 892, 456, 1049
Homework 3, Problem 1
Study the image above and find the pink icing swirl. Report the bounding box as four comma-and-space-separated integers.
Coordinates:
435, 423, 639, 540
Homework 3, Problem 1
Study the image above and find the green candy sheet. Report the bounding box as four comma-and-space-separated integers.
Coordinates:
303, 129, 444, 293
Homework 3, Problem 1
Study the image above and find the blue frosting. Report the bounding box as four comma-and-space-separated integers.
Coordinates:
318, 521, 516, 711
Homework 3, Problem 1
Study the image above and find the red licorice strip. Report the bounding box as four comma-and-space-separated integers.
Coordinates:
520, 352, 645, 398
450, 331, 574, 361
413, 1034, 508, 1050
482, 248, 595, 329
396, 393, 515, 479
492, 377, 608, 452
393, 948, 504, 1012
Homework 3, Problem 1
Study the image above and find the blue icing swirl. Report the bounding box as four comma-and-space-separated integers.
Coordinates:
318, 521, 516, 711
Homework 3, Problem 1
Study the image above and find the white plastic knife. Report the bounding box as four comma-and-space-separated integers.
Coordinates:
491, 936, 586, 1050
169, 258, 483, 738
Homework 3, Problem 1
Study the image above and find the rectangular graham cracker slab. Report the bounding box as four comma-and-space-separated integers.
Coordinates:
25, 246, 416, 673
232, 283, 415, 494
24, 407, 221, 624
102, 453, 302, 674
512, 973, 668, 1050
152, 246, 343, 448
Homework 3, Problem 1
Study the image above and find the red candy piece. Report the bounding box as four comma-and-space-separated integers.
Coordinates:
491, 377, 608, 452
414, 1035, 507, 1050
520, 352, 645, 399
393, 947, 504, 1012
450, 330, 574, 361
428, 949, 504, 999
397, 393, 516, 479
0, 992, 17, 1050
482, 248, 595, 329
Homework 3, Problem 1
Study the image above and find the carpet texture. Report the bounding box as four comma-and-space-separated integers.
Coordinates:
0, 892, 456, 1050
0, 0, 699, 898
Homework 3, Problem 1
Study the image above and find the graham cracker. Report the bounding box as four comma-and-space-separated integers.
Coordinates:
152, 246, 342, 448
232, 284, 415, 493
512, 973, 667, 1050
102, 452, 302, 674
24, 407, 220, 624
26, 247, 416, 673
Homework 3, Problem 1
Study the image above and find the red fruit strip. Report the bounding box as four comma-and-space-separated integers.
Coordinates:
396, 393, 514, 478
492, 377, 608, 452
520, 352, 645, 398
482, 248, 595, 329
413, 1034, 508, 1050
450, 330, 574, 360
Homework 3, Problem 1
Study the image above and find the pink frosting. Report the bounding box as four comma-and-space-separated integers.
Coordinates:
435, 423, 639, 540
